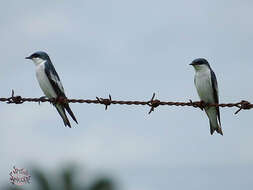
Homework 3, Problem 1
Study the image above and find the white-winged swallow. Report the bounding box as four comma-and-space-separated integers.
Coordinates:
26, 51, 78, 128
190, 58, 223, 135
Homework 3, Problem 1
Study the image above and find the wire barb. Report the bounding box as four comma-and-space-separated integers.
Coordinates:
7, 90, 23, 104
234, 100, 252, 115
96, 94, 112, 110
148, 93, 160, 114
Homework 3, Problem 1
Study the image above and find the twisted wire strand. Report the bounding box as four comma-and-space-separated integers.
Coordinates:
1, 90, 252, 114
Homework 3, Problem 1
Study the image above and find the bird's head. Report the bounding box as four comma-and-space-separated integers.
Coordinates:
189, 58, 210, 72
26, 51, 50, 65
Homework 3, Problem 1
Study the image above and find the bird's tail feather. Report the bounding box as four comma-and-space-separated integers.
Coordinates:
64, 103, 78, 124
55, 104, 71, 128
209, 121, 223, 136
216, 126, 223, 136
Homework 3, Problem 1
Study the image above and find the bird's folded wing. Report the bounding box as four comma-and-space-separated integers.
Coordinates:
210, 70, 220, 125
45, 62, 66, 98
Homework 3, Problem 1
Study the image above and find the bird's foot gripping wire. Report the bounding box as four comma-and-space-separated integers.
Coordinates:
56, 96, 68, 105
189, 99, 207, 111
199, 100, 208, 110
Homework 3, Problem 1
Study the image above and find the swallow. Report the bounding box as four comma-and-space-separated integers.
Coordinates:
190, 58, 223, 135
26, 51, 78, 127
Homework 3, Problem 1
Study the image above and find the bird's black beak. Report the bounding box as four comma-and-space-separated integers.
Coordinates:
25, 56, 32, 59
189, 62, 194, 66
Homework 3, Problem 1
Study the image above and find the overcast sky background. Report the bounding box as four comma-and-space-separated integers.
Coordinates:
1, 0, 253, 189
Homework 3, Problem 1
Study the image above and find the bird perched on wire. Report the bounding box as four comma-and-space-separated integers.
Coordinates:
190, 58, 223, 135
26, 51, 78, 128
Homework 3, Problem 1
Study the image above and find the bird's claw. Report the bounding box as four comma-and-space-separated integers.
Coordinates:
199, 100, 207, 110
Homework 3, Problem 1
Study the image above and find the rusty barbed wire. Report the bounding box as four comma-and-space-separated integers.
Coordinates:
0, 90, 253, 115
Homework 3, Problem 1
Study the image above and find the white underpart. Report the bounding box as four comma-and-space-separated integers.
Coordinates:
193, 64, 219, 129
32, 58, 57, 98
194, 65, 214, 103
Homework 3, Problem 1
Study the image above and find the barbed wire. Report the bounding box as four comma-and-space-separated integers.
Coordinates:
0, 90, 252, 115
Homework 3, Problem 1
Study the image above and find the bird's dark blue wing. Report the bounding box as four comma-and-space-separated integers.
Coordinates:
44, 61, 78, 125
210, 69, 221, 125
44, 61, 66, 98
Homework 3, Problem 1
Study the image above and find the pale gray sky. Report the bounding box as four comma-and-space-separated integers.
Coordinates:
1, 1, 253, 189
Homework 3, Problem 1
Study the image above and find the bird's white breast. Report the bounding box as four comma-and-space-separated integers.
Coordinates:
194, 69, 214, 103
36, 63, 57, 98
